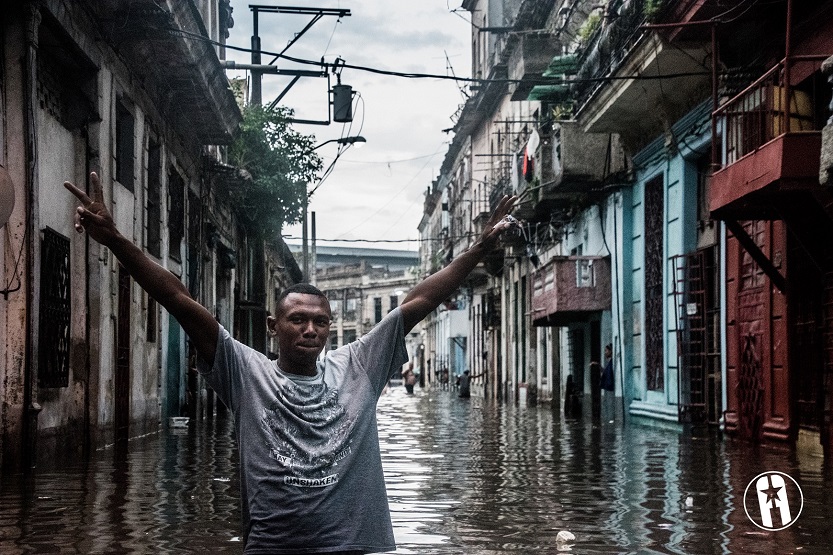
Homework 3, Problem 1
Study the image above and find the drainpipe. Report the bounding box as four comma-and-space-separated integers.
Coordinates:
711, 23, 719, 170
22, 0, 43, 470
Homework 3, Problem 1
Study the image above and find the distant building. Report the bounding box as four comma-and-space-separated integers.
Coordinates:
287, 244, 424, 383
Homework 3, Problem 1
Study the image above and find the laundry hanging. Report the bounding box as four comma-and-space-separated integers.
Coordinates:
523, 129, 540, 182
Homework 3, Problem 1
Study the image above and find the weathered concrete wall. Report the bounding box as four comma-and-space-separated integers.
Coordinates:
0, 13, 29, 472
821, 56, 833, 187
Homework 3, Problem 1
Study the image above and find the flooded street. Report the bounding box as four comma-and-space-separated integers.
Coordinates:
2, 386, 833, 553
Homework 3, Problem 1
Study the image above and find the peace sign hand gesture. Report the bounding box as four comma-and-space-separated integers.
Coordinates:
477, 195, 519, 251
64, 172, 120, 247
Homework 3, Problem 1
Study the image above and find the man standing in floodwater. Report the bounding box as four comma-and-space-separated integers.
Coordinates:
64, 171, 517, 554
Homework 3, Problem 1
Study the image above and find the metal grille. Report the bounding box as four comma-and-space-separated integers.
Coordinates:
168, 169, 185, 261
824, 272, 833, 437
673, 248, 722, 424
644, 176, 664, 392
714, 57, 826, 168
792, 247, 824, 430
39, 228, 71, 388
738, 334, 764, 440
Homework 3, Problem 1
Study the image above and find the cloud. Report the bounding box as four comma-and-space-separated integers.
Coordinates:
227, 1, 471, 250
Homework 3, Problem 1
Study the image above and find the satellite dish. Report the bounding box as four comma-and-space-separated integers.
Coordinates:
0, 166, 13, 229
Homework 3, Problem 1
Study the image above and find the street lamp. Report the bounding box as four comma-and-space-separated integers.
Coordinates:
312, 135, 367, 150
302, 135, 368, 283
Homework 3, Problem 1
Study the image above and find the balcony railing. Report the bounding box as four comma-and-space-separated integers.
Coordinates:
574, 0, 649, 106
489, 176, 512, 212
714, 56, 828, 168
530, 256, 611, 326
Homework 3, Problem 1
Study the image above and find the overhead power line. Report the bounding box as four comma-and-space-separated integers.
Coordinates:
174, 29, 711, 86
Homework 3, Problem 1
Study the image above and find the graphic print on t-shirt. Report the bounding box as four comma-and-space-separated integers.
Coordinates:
260, 378, 355, 487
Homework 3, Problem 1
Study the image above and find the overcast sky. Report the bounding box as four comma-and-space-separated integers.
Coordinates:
225, 1, 472, 251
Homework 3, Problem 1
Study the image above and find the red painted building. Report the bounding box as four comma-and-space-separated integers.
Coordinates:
706, 0, 833, 450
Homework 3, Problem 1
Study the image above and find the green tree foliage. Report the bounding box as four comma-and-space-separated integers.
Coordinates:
229, 105, 322, 238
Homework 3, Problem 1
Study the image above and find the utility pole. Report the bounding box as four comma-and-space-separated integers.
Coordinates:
302, 192, 309, 282
248, 6, 351, 113
250, 9, 261, 106
311, 211, 317, 286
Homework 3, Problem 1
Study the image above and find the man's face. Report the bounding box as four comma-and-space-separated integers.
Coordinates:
267, 293, 331, 371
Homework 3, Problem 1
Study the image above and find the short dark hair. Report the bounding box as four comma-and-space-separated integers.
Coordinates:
276, 283, 328, 312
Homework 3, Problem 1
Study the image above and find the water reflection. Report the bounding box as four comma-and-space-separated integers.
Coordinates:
1, 387, 832, 553
378, 388, 833, 554
0, 416, 241, 554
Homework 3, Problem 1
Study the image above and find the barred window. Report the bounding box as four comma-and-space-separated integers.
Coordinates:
146, 139, 162, 257
39, 228, 71, 388
168, 168, 185, 261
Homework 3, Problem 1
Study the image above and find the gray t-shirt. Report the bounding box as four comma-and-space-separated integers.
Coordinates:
198, 307, 409, 554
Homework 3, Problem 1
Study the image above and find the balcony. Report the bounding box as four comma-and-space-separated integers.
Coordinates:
578, 33, 710, 147
509, 34, 562, 101
542, 121, 625, 195
531, 256, 611, 326
710, 57, 828, 220
90, 0, 241, 145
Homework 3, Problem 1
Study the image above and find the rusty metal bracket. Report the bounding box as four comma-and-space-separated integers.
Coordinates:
725, 219, 787, 293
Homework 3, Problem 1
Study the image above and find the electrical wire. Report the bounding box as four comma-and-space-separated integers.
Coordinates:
173, 28, 711, 86
308, 92, 366, 197
333, 143, 446, 239
324, 152, 445, 165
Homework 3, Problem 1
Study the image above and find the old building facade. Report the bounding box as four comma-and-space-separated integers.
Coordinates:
0, 0, 301, 472
425, 0, 833, 453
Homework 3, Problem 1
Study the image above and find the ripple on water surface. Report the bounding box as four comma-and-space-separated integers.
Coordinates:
2, 388, 833, 553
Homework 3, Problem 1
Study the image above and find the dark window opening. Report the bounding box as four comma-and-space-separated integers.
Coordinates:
116, 100, 135, 191
146, 139, 162, 257
374, 297, 382, 323
168, 168, 185, 262
187, 190, 201, 296
147, 296, 157, 343
39, 228, 71, 388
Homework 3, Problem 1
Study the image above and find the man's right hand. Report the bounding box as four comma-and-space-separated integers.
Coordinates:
64, 170, 219, 366
64, 172, 120, 246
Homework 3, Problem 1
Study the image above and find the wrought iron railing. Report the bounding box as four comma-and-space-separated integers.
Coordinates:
713, 56, 828, 168
573, 0, 650, 109
489, 175, 512, 212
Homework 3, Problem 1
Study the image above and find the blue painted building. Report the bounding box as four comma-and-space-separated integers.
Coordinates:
625, 102, 720, 422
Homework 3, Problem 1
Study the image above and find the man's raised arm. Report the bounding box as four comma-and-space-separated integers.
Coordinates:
399, 195, 517, 333
65, 172, 219, 365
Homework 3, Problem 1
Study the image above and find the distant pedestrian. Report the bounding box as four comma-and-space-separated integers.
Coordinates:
440, 368, 450, 390
403, 366, 416, 395
457, 370, 484, 398
457, 371, 469, 398
601, 344, 614, 392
